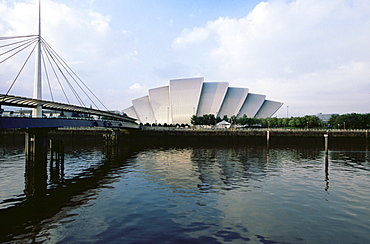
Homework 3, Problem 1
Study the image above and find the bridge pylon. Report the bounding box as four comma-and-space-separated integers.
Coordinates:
32, 0, 42, 118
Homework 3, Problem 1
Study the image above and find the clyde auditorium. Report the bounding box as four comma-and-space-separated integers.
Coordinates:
123, 77, 283, 125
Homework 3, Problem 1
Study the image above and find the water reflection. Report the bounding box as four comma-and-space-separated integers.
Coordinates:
0, 137, 369, 243
0, 142, 139, 243
325, 154, 329, 191
192, 147, 271, 192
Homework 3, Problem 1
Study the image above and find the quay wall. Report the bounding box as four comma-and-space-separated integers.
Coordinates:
133, 127, 369, 146
0, 127, 368, 146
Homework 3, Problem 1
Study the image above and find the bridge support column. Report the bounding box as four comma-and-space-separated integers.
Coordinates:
103, 129, 119, 145
50, 139, 65, 183
32, 105, 43, 118
24, 128, 49, 197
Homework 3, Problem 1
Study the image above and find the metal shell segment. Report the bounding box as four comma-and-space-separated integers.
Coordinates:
124, 77, 283, 124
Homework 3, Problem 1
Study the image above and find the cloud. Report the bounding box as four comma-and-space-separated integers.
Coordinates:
172, 26, 211, 49
171, 0, 370, 116
0, 0, 121, 104
127, 83, 148, 94
1, 0, 369, 116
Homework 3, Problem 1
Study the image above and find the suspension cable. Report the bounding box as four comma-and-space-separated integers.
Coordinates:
40, 49, 54, 102
42, 39, 108, 110
5, 41, 38, 96
1, 35, 110, 112
41, 44, 70, 104
0, 36, 36, 50
42, 42, 85, 107
42, 39, 97, 108
0, 37, 38, 64
0, 35, 37, 40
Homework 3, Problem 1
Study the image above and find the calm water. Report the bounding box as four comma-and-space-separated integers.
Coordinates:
0, 138, 369, 243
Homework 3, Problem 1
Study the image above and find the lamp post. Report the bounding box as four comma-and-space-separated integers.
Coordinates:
287, 106, 289, 118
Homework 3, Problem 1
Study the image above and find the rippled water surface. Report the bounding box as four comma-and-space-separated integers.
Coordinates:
0, 139, 369, 243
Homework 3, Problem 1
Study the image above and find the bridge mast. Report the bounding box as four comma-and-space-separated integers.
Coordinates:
33, 0, 42, 118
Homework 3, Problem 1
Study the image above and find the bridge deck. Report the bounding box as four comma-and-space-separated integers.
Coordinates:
0, 94, 136, 123
0, 117, 140, 129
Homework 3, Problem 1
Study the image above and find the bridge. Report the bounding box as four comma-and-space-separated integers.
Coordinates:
0, 0, 141, 190
0, 94, 139, 129
0, 1, 138, 131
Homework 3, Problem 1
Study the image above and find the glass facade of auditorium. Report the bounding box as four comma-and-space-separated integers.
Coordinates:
123, 77, 283, 125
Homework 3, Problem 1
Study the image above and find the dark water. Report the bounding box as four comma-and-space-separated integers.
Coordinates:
0, 137, 369, 243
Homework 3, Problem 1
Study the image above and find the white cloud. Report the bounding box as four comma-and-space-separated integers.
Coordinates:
1, 0, 369, 116
172, 26, 211, 49
127, 83, 147, 94
0, 0, 123, 105
171, 0, 370, 116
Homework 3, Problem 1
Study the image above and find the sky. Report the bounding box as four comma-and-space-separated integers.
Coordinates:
0, 0, 369, 117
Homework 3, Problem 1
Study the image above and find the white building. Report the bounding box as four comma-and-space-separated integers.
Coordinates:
123, 77, 283, 125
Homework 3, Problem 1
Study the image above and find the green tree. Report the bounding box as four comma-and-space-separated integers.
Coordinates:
230, 115, 237, 124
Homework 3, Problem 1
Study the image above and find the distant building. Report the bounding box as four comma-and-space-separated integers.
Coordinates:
317, 113, 338, 122
123, 77, 283, 125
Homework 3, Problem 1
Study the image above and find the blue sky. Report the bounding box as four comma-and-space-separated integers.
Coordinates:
0, 0, 369, 117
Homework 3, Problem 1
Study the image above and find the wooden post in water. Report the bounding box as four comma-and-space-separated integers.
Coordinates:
103, 129, 119, 146
25, 129, 49, 163
324, 152, 329, 191
266, 130, 270, 143
24, 128, 49, 197
50, 139, 65, 182
324, 133, 329, 155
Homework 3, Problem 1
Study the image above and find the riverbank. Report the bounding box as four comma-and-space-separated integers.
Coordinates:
1, 127, 368, 146
134, 127, 368, 145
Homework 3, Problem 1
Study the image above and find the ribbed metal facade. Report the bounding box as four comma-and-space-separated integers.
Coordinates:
131, 96, 156, 124
122, 106, 138, 121
169, 77, 204, 124
196, 82, 229, 117
238, 93, 266, 118
217, 87, 249, 118
255, 100, 284, 119
149, 86, 172, 124
123, 77, 283, 124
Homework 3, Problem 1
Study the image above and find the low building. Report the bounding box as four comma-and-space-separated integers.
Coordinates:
317, 113, 337, 122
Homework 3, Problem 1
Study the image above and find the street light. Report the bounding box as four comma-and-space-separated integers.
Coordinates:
287, 105, 289, 118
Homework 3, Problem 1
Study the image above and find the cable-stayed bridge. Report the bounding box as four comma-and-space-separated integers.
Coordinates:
0, 94, 138, 129
0, 4, 138, 130
0, 1, 139, 200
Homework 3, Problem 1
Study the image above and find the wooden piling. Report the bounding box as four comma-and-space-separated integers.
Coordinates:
50, 139, 65, 182
24, 128, 49, 197
103, 129, 119, 145
324, 133, 329, 155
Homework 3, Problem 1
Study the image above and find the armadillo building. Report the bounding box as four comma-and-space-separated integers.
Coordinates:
123, 77, 283, 125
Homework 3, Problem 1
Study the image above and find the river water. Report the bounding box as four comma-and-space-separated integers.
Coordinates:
0, 136, 369, 243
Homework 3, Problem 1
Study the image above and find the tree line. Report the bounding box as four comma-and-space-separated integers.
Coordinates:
191, 113, 370, 129
328, 113, 370, 129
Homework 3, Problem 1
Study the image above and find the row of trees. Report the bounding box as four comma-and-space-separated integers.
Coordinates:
191, 114, 322, 128
328, 113, 370, 129
190, 113, 370, 129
